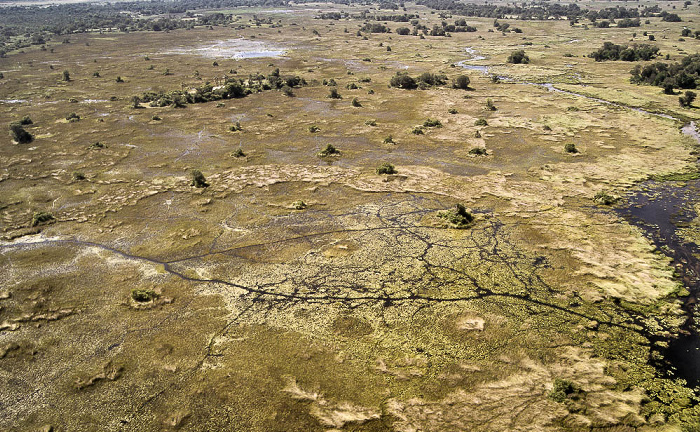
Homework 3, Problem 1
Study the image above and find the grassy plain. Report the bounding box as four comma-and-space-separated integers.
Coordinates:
1, 1, 700, 430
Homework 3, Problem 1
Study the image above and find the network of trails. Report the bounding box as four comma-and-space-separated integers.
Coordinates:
1, 1, 700, 430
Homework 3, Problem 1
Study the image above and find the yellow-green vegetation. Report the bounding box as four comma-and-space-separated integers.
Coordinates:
1, 0, 700, 430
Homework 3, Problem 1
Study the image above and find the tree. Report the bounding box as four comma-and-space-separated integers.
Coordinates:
191, 170, 209, 188
10, 123, 33, 144
679, 91, 696, 107
507, 50, 530, 64
62, 70, 70, 81
389, 72, 417, 89
452, 74, 470, 89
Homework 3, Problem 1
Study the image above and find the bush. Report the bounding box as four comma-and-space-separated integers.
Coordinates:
31, 211, 55, 227
423, 118, 442, 128
191, 169, 209, 188
593, 191, 618, 205
62, 70, 70, 81
66, 112, 80, 122
351, 98, 362, 107
318, 143, 340, 157
507, 50, 529, 64
376, 162, 397, 174
230, 121, 242, 132
365, 119, 377, 126
308, 125, 320, 133
72, 171, 86, 181
383, 135, 395, 144
486, 98, 497, 111
448, 108, 458, 114
389, 72, 418, 89
474, 118, 488, 126
396, 27, 411, 35
438, 204, 474, 228
469, 147, 487, 156
10, 123, 33, 143
328, 88, 342, 99
549, 379, 581, 403
231, 148, 246, 158
151, 115, 161, 121
412, 126, 424, 135
88, 142, 105, 149
453, 74, 471, 89
20, 116, 33, 125
679, 90, 697, 107
564, 143, 578, 153
292, 200, 307, 210
115, 76, 124, 83
131, 288, 159, 303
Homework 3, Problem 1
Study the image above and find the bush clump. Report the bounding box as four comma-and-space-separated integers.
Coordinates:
452, 74, 471, 89
292, 200, 307, 210
131, 288, 159, 303
474, 118, 488, 126
376, 162, 397, 174
507, 50, 530, 64
318, 143, 340, 157
549, 379, 581, 403
438, 204, 474, 228
423, 118, 442, 128
231, 148, 246, 158
564, 143, 578, 153
31, 211, 55, 227
593, 191, 618, 205
389, 72, 418, 89
10, 123, 33, 144
191, 169, 209, 188
469, 147, 487, 156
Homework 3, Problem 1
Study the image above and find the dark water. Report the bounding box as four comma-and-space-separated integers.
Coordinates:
616, 180, 700, 387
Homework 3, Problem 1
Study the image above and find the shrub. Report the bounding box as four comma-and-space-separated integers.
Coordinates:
474, 130, 482, 138
151, 115, 161, 121
282, 85, 294, 97
351, 98, 362, 107
318, 143, 340, 157
474, 118, 488, 126
438, 204, 473, 228
453, 74, 471, 89
308, 125, 320, 133
365, 119, 377, 126
412, 126, 424, 135
66, 112, 80, 122
230, 121, 242, 132
31, 211, 55, 227
231, 148, 246, 158
593, 191, 618, 205
376, 162, 397, 174
131, 288, 159, 303
89, 142, 105, 149
448, 108, 458, 114
72, 171, 86, 181
423, 118, 442, 128
115, 76, 124, 83
564, 143, 578, 153
191, 170, 209, 188
486, 98, 497, 111
549, 379, 581, 403
469, 147, 487, 155
383, 135, 395, 144
328, 88, 342, 99
62, 70, 70, 81
10, 123, 33, 143
390, 72, 418, 89
679, 90, 697, 107
507, 50, 529, 64
292, 200, 307, 210
19, 116, 32, 125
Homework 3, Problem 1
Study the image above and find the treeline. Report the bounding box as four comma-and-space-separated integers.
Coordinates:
589, 42, 659, 62
0, 0, 287, 56
630, 54, 700, 91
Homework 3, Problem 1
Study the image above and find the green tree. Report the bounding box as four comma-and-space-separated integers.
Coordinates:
10, 123, 33, 144
62, 70, 70, 81
452, 74, 470, 89
507, 50, 530, 64
191, 170, 209, 188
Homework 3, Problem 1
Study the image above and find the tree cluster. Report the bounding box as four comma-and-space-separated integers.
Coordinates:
589, 42, 659, 62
